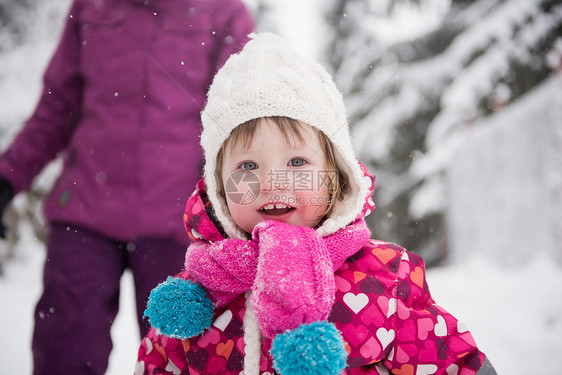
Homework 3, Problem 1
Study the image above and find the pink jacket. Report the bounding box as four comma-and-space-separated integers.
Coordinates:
136, 179, 494, 375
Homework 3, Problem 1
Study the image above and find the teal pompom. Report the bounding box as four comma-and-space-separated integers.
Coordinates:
144, 277, 213, 339
271, 321, 348, 375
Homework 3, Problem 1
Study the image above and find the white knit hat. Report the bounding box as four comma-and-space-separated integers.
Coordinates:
201, 32, 370, 239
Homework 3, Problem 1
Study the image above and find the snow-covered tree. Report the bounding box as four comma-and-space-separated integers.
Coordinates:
324, 0, 562, 265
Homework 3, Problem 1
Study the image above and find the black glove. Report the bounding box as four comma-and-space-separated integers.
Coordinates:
0, 176, 14, 239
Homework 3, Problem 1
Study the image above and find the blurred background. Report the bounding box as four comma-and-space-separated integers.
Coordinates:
1, 0, 561, 374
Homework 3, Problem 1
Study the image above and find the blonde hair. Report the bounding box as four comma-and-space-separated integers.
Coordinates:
216, 116, 349, 220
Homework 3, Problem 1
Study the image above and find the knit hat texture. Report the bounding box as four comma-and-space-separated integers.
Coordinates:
201, 32, 370, 239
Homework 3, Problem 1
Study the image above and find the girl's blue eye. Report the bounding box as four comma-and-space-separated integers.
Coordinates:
240, 161, 258, 170
289, 158, 306, 167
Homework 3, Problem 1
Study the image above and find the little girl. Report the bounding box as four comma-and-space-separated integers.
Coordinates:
135, 33, 496, 375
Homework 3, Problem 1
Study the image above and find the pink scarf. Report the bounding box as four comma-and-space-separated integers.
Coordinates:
185, 219, 370, 338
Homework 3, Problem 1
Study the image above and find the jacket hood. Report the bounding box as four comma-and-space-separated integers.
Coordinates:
183, 162, 375, 242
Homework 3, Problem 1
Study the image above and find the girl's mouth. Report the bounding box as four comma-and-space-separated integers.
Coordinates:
259, 203, 295, 216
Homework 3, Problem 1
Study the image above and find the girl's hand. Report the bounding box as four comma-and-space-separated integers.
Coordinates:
185, 238, 259, 306
252, 220, 349, 375
251, 220, 335, 338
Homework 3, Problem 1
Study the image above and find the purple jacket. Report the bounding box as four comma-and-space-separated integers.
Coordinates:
0, 0, 254, 244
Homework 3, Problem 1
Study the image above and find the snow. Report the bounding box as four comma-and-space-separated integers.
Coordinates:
446, 76, 562, 266
427, 254, 562, 375
362, 0, 451, 46
349, 0, 562, 215
245, 0, 326, 60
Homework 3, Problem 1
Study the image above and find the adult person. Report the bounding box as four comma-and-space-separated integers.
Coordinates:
0, 0, 254, 373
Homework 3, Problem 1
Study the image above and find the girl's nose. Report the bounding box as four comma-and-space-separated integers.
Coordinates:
260, 169, 291, 192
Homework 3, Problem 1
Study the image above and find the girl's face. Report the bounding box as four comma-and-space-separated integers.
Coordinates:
221, 118, 331, 234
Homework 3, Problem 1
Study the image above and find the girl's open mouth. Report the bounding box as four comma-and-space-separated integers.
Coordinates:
259, 203, 295, 216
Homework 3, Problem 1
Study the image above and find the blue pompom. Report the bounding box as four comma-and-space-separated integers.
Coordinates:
271, 321, 348, 375
144, 277, 213, 339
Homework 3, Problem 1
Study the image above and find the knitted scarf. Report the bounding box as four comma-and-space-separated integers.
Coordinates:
185, 218, 371, 338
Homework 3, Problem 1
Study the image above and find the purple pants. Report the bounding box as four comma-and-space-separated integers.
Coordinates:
32, 223, 187, 375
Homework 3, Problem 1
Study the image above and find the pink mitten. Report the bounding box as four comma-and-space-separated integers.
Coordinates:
251, 220, 335, 338
185, 238, 259, 307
